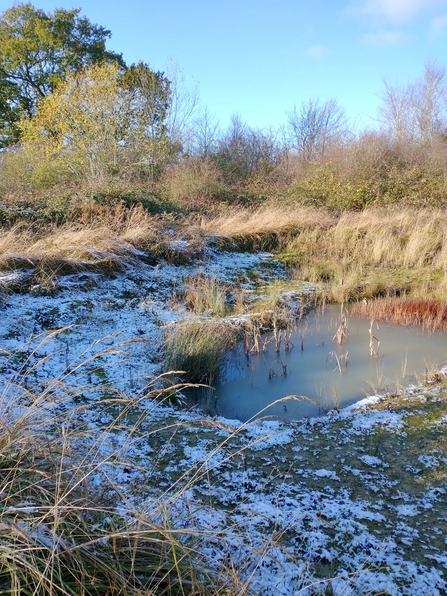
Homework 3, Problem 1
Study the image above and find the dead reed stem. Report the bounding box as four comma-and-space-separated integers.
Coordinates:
333, 304, 349, 345
369, 320, 380, 358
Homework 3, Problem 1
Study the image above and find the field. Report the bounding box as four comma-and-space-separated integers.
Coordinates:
1, 204, 447, 594
3, 7, 447, 593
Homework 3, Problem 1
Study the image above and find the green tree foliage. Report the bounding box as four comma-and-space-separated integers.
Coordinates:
20, 62, 171, 184
0, 2, 124, 147
120, 62, 171, 147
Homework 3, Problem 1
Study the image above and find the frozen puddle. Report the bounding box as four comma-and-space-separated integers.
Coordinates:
210, 305, 447, 421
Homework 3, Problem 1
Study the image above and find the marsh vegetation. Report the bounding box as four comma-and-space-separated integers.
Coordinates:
2, 2, 447, 593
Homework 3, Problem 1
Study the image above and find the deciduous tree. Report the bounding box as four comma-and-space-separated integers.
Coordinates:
0, 2, 124, 146
286, 98, 347, 163
216, 114, 282, 183
20, 62, 171, 183
378, 62, 447, 146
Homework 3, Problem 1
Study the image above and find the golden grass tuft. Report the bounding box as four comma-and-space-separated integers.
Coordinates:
182, 275, 231, 317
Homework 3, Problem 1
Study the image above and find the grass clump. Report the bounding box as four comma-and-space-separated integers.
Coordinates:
278, 208, 447, 302
182, 275, 231, 317
199, 205, 447, 302
164, 319, 240, 384
199, 204, 335, 252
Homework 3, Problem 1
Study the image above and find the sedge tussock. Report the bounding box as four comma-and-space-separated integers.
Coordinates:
164, 318, 240, 385
182, 275, 231, 317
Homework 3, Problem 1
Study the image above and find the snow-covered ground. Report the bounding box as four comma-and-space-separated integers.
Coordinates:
1, 241, 447, 595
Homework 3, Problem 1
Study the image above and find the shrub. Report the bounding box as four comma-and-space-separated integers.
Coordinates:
161, 157, 232, 210
286, 134, 447, 210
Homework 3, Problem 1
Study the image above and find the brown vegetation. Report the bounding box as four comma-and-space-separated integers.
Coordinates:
3, 204, 447, 304
199, 205, 447, 302
352, 297, 447, 331
0, 203, 205, 276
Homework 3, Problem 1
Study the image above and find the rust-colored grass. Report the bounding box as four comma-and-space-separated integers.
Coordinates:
351, 297, 447, 331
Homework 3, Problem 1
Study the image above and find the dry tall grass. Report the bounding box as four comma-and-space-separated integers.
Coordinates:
199, 205, 335, 250
0, 204, 205, 277
1, 205, 159, 257
352, 297, 447, 331
3, 203, 447, 301
0, 331, 265, 595
199, 205, 447, 301
182, 275, 232, 317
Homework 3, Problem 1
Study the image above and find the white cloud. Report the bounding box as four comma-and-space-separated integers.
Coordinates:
430, 13, 447, 36
305, 44, 327, 58
347, 0, 447, 24
363, 27, 408, 45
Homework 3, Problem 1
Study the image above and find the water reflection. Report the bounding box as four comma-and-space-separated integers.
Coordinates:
207, 305, 447, 422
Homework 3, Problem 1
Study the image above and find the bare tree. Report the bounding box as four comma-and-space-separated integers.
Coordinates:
411, 62, 447, 145
216, 114, 283, 182
378, 79, 412, 141
164, 61, 200, 153
191, 106, 221, 157
286, 97, 348, 162
378, 62, 447, 146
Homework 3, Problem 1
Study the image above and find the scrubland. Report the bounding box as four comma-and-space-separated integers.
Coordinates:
3, 86, 447, 596
2, 8, 447, 591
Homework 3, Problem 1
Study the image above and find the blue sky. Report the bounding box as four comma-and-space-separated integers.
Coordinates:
2, 0, 447, 131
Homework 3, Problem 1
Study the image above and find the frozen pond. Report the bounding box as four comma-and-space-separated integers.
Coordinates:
206, 305, 447, 421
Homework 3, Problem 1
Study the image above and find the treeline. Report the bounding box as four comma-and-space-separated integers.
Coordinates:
1, 3, 447, 221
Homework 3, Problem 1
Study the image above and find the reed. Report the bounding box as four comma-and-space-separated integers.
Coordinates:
352, 297, 447, 332
332, 304, 349, 345
243, 319, 263, 354
368, 319, 381, 358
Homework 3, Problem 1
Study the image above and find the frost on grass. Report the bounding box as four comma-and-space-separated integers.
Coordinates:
162, 384, 447, 595
358, 454, 389, 468
1, 243, 447, 595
